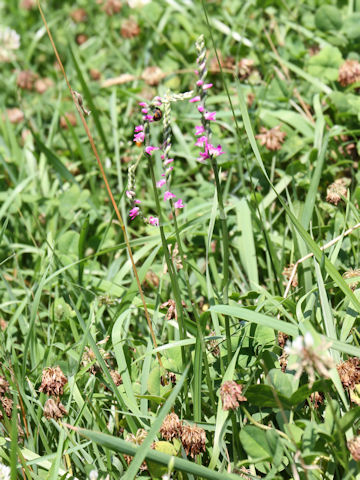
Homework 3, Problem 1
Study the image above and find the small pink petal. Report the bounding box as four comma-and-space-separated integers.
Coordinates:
156, 179, 166, 188
145, 146, 159, 155
203, 83, 213, 90
138, 102, 147, 107
189, 96, 201, 103
164, 158, 174, 165
164, 191, 176, 201
196, 80, 204, 86
198, 105, 204, 113
174, 199, 184, 209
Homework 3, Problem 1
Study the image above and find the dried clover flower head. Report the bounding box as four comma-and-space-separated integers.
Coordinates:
285, 333, 334, 387
124, 429, 148, 469
160, 413, 182, 441
326, 178, 350, 206
278, 331, 289, 349
60, 112, 77, 129
39, 366, 68, 396
220, 381, 247, 411
309, 391, 324, 409
256, 126, 286, 151
35, 78, 54, 94
237, 58, 254, 80
0, 376, 9, 396
338, 60, 360, 87
121, 18, 140, 38
4, 108, 24, 124
181, 424, 206, 458
110, 370, 122, 386
141, 66, 164, 86
279, 349, 288, 373
348, 436, 360, 461
102, 0, 122, 15
16, 70, 36, 91
282, 263, 298, 288
0, 396, 13, 419
343, 269, 360, 291
337, 357, 360, 390
70, 8, 88, 23
43, 397, 68, 420
208, 330, 220, 358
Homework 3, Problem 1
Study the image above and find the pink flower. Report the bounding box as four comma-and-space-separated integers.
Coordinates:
165, 166, 173, 174
204, 111, 216, 121
198, 105, 204, 113
194, 70, 199, 75
143, 115, 153, 121
189, 96, 201, 103
156, 179, 166, 188
134, 125, 143, 132
195, 135, 208, 147
145, 146, 159, 155
129, 207, 140, 220
203, 83, 213, 90
199, 150, 209, 161
141, 108, 148, 114
126, 190, 135, 199
195, 125, 205, 136
133, 132, 145, 143
196, 156, 206, 164
196, 80, 204, 86
164, 158, 174, 165
139, 102, 147, 107
149, 216, 159, 227
164, 191, 176, 201
134, 199, 141, 204
174, 199, 184, 209
208, 144, 224, 157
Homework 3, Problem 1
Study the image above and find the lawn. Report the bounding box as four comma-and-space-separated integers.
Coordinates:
1, 0, 360, 479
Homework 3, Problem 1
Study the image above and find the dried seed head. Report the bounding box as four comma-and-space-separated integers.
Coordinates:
110, 370, 122, 386
0, 376, 9, 396
38, 366, 68, 396
102, 0, 122, 15
0, 396, 13, 419
143, 270, 160, 288
4, 108, 24, 124
337, 357, 360, 390
34, 78, 53, 94
208, 330, 220, 358
70, 8, 88, 23
121, 18, 140, 38
76, 34, 88, 45
20, 0, 36, 9
278, 331, 289, 349
279, 350, 288, 372
16, 70, 36, 90
256, 126, 286, 151
343, 269, 360, 291
43, 397, 68, 420
124, 429, 148, 470
160, 413, 182, 441
338, 60, 360, 87
141, 66, 164, 86
90, 69, 101, 81
220, 381, 247, 411
282, 263, 298, 288
326, 178, 350, 206
237, 58, 254, 80
348, 436, 360, 461
309, 391, 324, 409
60, 112, 77, 129
181, 424, 206, 458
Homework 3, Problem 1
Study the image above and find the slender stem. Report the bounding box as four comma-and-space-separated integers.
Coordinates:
170, 202, 217, 414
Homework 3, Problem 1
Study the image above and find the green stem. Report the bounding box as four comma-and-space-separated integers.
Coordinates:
170, 201, 217, 416
210, 156, 232, 365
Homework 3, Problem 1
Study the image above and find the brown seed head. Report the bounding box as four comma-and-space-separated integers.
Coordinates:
20, 0, 36, 9
0, 318, 7, 331
348, 436, 360, 461
34, 78, 53, 94
103, 0, 122, 15
121, 18, 140, 38
0, 396, 13, 419
43, 397, 68, 420
309, 391, 324, 409
181, 424, 206, 458
60, 112, 77, 129
326, 178, 349, 206
337, 357, 360, 390
278, 331, 289, 349
16, 70, 36, 91
110, 370, 122, 386
208, 330, 220, 358
4, 108, 24, 124
220, 381, 247, 411
39, 366, 68, 396
160, 413, 182, 441
0, 376, 9, 396
237, 58, 254, 81
76, 34, 88, 45
282, 263, 298, 288
70, 8, 88, 23
338, 60, 360, 87
141, 66, 164, 86
124, 429, 148, 469
256, 126, 286, 151
343, 269, 360, 291
90, 69, 101, 81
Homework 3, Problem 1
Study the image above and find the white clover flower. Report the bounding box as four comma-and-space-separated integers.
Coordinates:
0, 26, 20, 62
0, 463, 10, 480
127, 0, 151, 7
89, 471, 98, 480
284, 334, 333, 387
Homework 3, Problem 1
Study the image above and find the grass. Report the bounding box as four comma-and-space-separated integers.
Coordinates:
2, 0, 360, 479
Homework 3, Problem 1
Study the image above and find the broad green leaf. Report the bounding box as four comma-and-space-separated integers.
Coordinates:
315, 6, 342, 31
307, 46, 343, 82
